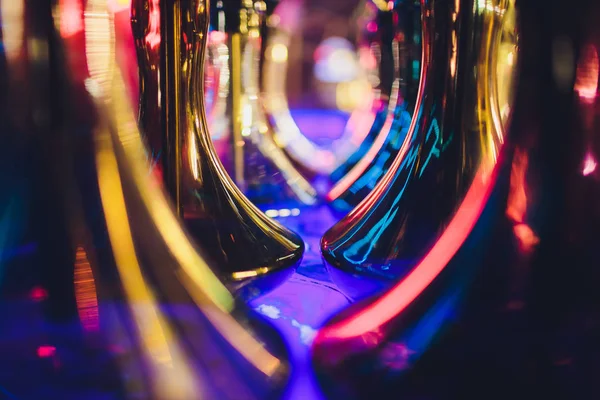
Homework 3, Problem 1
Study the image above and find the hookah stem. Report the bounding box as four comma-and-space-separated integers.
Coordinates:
160, 0, 183, 215
231, 32, 245, 186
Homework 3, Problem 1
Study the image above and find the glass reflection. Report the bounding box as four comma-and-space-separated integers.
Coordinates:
327, 0, 422, 211
0, 0, 291, 398
130, 0, 306, 288
261, 0, 341, 175
313, 0, 600, 398
322, 0, 518, 303
204, 0, 317, 205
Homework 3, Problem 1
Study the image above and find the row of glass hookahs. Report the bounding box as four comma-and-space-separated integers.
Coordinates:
1, 0, 599, 399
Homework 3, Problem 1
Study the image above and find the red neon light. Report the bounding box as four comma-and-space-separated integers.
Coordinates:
318, 163, 497, 340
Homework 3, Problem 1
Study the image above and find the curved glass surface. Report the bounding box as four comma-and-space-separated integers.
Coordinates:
312, 0, 600, 397
321, 0, 518, 293
327, 0, 422, 211
130, 0, 306, 285
0, 1, 290, 398
204, 0, 318, 205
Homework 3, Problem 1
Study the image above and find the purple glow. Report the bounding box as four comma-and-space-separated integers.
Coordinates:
250, 205, 351, 400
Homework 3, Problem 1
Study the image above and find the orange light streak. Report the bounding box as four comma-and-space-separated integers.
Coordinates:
574, 44, 599, 102
505, 148, 539, 252
74, 246, 100, 332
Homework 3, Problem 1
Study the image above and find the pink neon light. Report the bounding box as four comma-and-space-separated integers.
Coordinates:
209, 31, 228, 44
59, 0, 84, 38
345, 107, 377, 145
29, 286, 48, 302
358, 46, 378, 70
318, 163, 497, 341
37, 346, 57, 358
583, 152, 598, 176
366, 21, 378, 33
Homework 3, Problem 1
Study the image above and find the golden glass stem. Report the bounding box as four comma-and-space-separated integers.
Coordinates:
130, 0, 305, 284
207, 0, 317, 205
0, 0, 290, 398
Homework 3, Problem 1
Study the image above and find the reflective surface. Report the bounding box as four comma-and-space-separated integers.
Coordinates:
322, 0, 517, 295
206, 0, 317, 205
261, 0, 342, 176
328, 0, 403, 186
130, 0, 162, 179
327, 0, 422, 211
313, 0, 600, 398
3, 0, 599, 399
1, 0, 290, 398
131, 0, 306, 286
